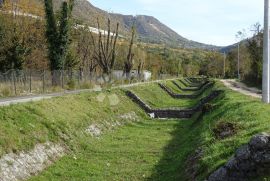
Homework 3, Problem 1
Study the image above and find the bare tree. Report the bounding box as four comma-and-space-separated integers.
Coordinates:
137, 47, 146, 79
123, 26, 136, 79
76, 27, 97, 79
90, 18, 119, 80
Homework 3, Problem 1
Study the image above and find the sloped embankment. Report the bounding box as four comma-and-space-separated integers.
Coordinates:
0, 79, 269, 180
126, 90, 222, 119
0, 89, 146, 180
126, 79, 221, 119
207, 133, 270, 181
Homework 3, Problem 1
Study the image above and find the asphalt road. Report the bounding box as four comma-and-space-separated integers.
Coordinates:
0, 79, 172, 107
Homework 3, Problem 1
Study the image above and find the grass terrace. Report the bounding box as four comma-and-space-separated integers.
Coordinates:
127, 81, 213, 109
164, 81, 195, 94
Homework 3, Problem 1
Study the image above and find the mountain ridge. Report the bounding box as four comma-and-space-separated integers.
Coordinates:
50, 0, 221, 50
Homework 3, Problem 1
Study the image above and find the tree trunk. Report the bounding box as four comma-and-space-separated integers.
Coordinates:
51, 70, 61, 86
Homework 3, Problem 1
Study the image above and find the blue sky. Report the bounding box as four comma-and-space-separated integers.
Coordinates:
90, 0, 263, 46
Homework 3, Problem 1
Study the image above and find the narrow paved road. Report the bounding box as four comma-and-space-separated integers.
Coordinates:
221, 79, 262, 99
0, 79, 172, 107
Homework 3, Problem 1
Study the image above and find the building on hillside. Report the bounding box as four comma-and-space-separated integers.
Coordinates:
0, 0, 3, 7
112, 70, 152, 81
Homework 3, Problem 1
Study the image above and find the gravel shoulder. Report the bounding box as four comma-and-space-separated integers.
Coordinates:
221, 79, 262, 99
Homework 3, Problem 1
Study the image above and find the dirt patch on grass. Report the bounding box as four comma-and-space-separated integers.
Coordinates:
213, 121, 239, 139
85, 112, 139, 137
185, 148, 204, 181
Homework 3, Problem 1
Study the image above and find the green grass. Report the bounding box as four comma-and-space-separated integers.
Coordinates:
127, 83, 212, 109
196, 82, 270, 180
164, 81, 194, 94
181, 78, 203, 87
0, 80, 270, 180
0, 89, 145, 156
29, 118, 199, 181
177, 78, 206, 89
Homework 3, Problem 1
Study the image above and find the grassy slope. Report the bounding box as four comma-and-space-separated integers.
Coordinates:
127, 83, 212, 109
197, 82, 270, 180
0, 81, 269, 180
29, 119, 199, 181
0, 89, 145, 156
164, 81, 194, 94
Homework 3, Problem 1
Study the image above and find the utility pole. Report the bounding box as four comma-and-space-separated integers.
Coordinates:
223, 52, 226, 78
178, 59, 181, 77
236, 30, 245, 80
263, 0, 270, 103
237, 43, 240, 79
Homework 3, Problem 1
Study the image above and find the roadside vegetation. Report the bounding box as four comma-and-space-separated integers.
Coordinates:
224, 23, 263, 88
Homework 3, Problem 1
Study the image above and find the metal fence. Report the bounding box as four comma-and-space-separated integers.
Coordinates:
0, 69, 174, 98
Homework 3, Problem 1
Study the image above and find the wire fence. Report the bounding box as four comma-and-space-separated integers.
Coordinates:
0, 69, 174, 98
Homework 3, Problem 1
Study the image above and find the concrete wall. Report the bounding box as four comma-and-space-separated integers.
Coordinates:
126, 90, 222, 119
173, 80, 210, 91
158, 82, 214, 99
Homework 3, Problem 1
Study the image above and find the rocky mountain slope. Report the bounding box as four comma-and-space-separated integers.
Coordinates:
52, 0, 221, 50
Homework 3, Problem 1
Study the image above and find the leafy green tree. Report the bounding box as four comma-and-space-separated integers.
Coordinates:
44, 0, 74, 85
226, 23, 263, 87
44, 0, 59, 70
247, 23, 263, 85
0, 35, 30, 72
0, 15, 30, 72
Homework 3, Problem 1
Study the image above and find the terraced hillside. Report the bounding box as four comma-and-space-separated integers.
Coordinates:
0, 78, 269, 180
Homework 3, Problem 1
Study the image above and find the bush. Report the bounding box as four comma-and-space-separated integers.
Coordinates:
202, 103, 214, 114
80, 82, 94, 89
1, 87, 11, 97
212, 121, 239, 139
67, 79, 76, 90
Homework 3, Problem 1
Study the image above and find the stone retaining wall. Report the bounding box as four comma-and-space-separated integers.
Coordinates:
159, 82, 214, 99
173, 80, 210, 91
184, 78, 203, 86
207, 133, 270, 181
179, 79, 205, 88
126, 90, 222, 119
187, 77, 207, 84
0, 142, 65, 181
185, 78, 208, 87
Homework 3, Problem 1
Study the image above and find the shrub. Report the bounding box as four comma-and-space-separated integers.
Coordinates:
202, 103, 214, 114
1, 87, 11, 97
67, 79, 76, 90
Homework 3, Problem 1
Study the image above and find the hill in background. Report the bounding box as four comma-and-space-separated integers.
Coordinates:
52, 0, 221, 50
